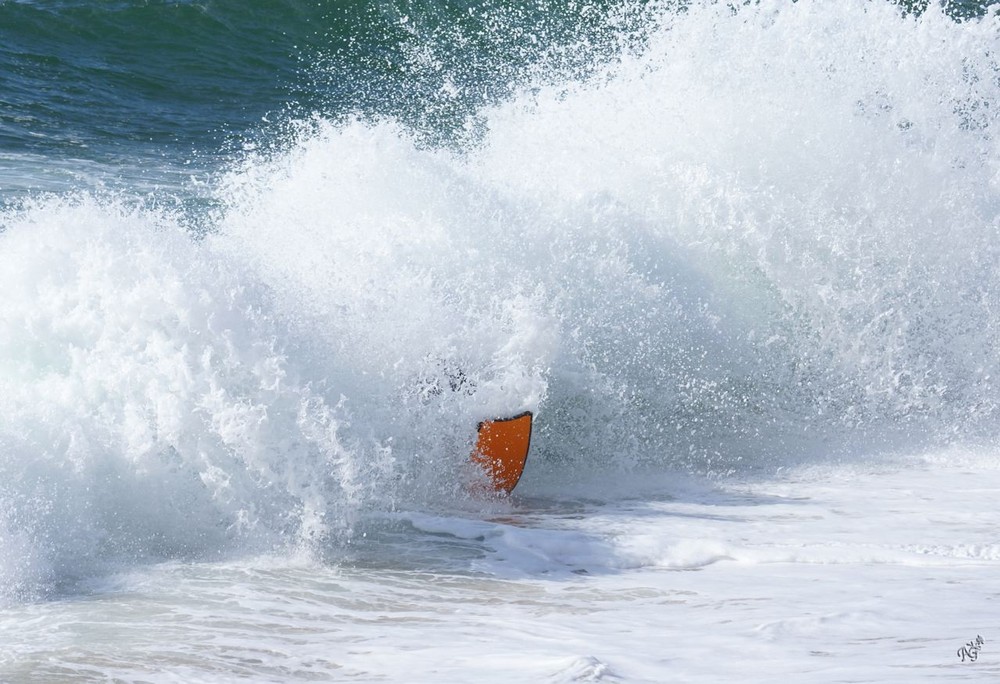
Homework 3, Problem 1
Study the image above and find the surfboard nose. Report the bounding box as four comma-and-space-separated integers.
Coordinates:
472, 411, 533, 495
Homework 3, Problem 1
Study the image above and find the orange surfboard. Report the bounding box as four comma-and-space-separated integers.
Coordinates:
472, 411, 533, 495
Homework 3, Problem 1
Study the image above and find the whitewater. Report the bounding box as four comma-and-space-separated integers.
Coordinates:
1, 0, 999, 681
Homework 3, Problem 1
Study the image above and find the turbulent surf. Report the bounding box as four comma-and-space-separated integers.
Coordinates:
0, 1, 998, 680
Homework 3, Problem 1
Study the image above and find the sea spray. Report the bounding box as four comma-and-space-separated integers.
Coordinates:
467, 0, 1000, 462
217, 1, 1000, 480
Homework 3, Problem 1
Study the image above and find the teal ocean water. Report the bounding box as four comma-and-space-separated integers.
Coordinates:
1, 0, 991, 191
0, 0, 646, 198
1, 2, 999, 680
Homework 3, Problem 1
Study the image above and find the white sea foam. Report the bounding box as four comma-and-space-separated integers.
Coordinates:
0, 452, 995, 682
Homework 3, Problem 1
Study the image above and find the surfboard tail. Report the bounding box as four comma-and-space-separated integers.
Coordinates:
471, 411, 533, 495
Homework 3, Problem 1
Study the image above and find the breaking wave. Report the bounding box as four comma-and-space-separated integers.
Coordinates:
1, 0, 998, 600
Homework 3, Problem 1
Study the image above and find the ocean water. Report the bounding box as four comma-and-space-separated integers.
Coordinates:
1, 0, 999, 681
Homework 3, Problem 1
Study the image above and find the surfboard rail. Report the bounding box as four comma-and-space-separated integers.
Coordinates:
471, 411, 533, 495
